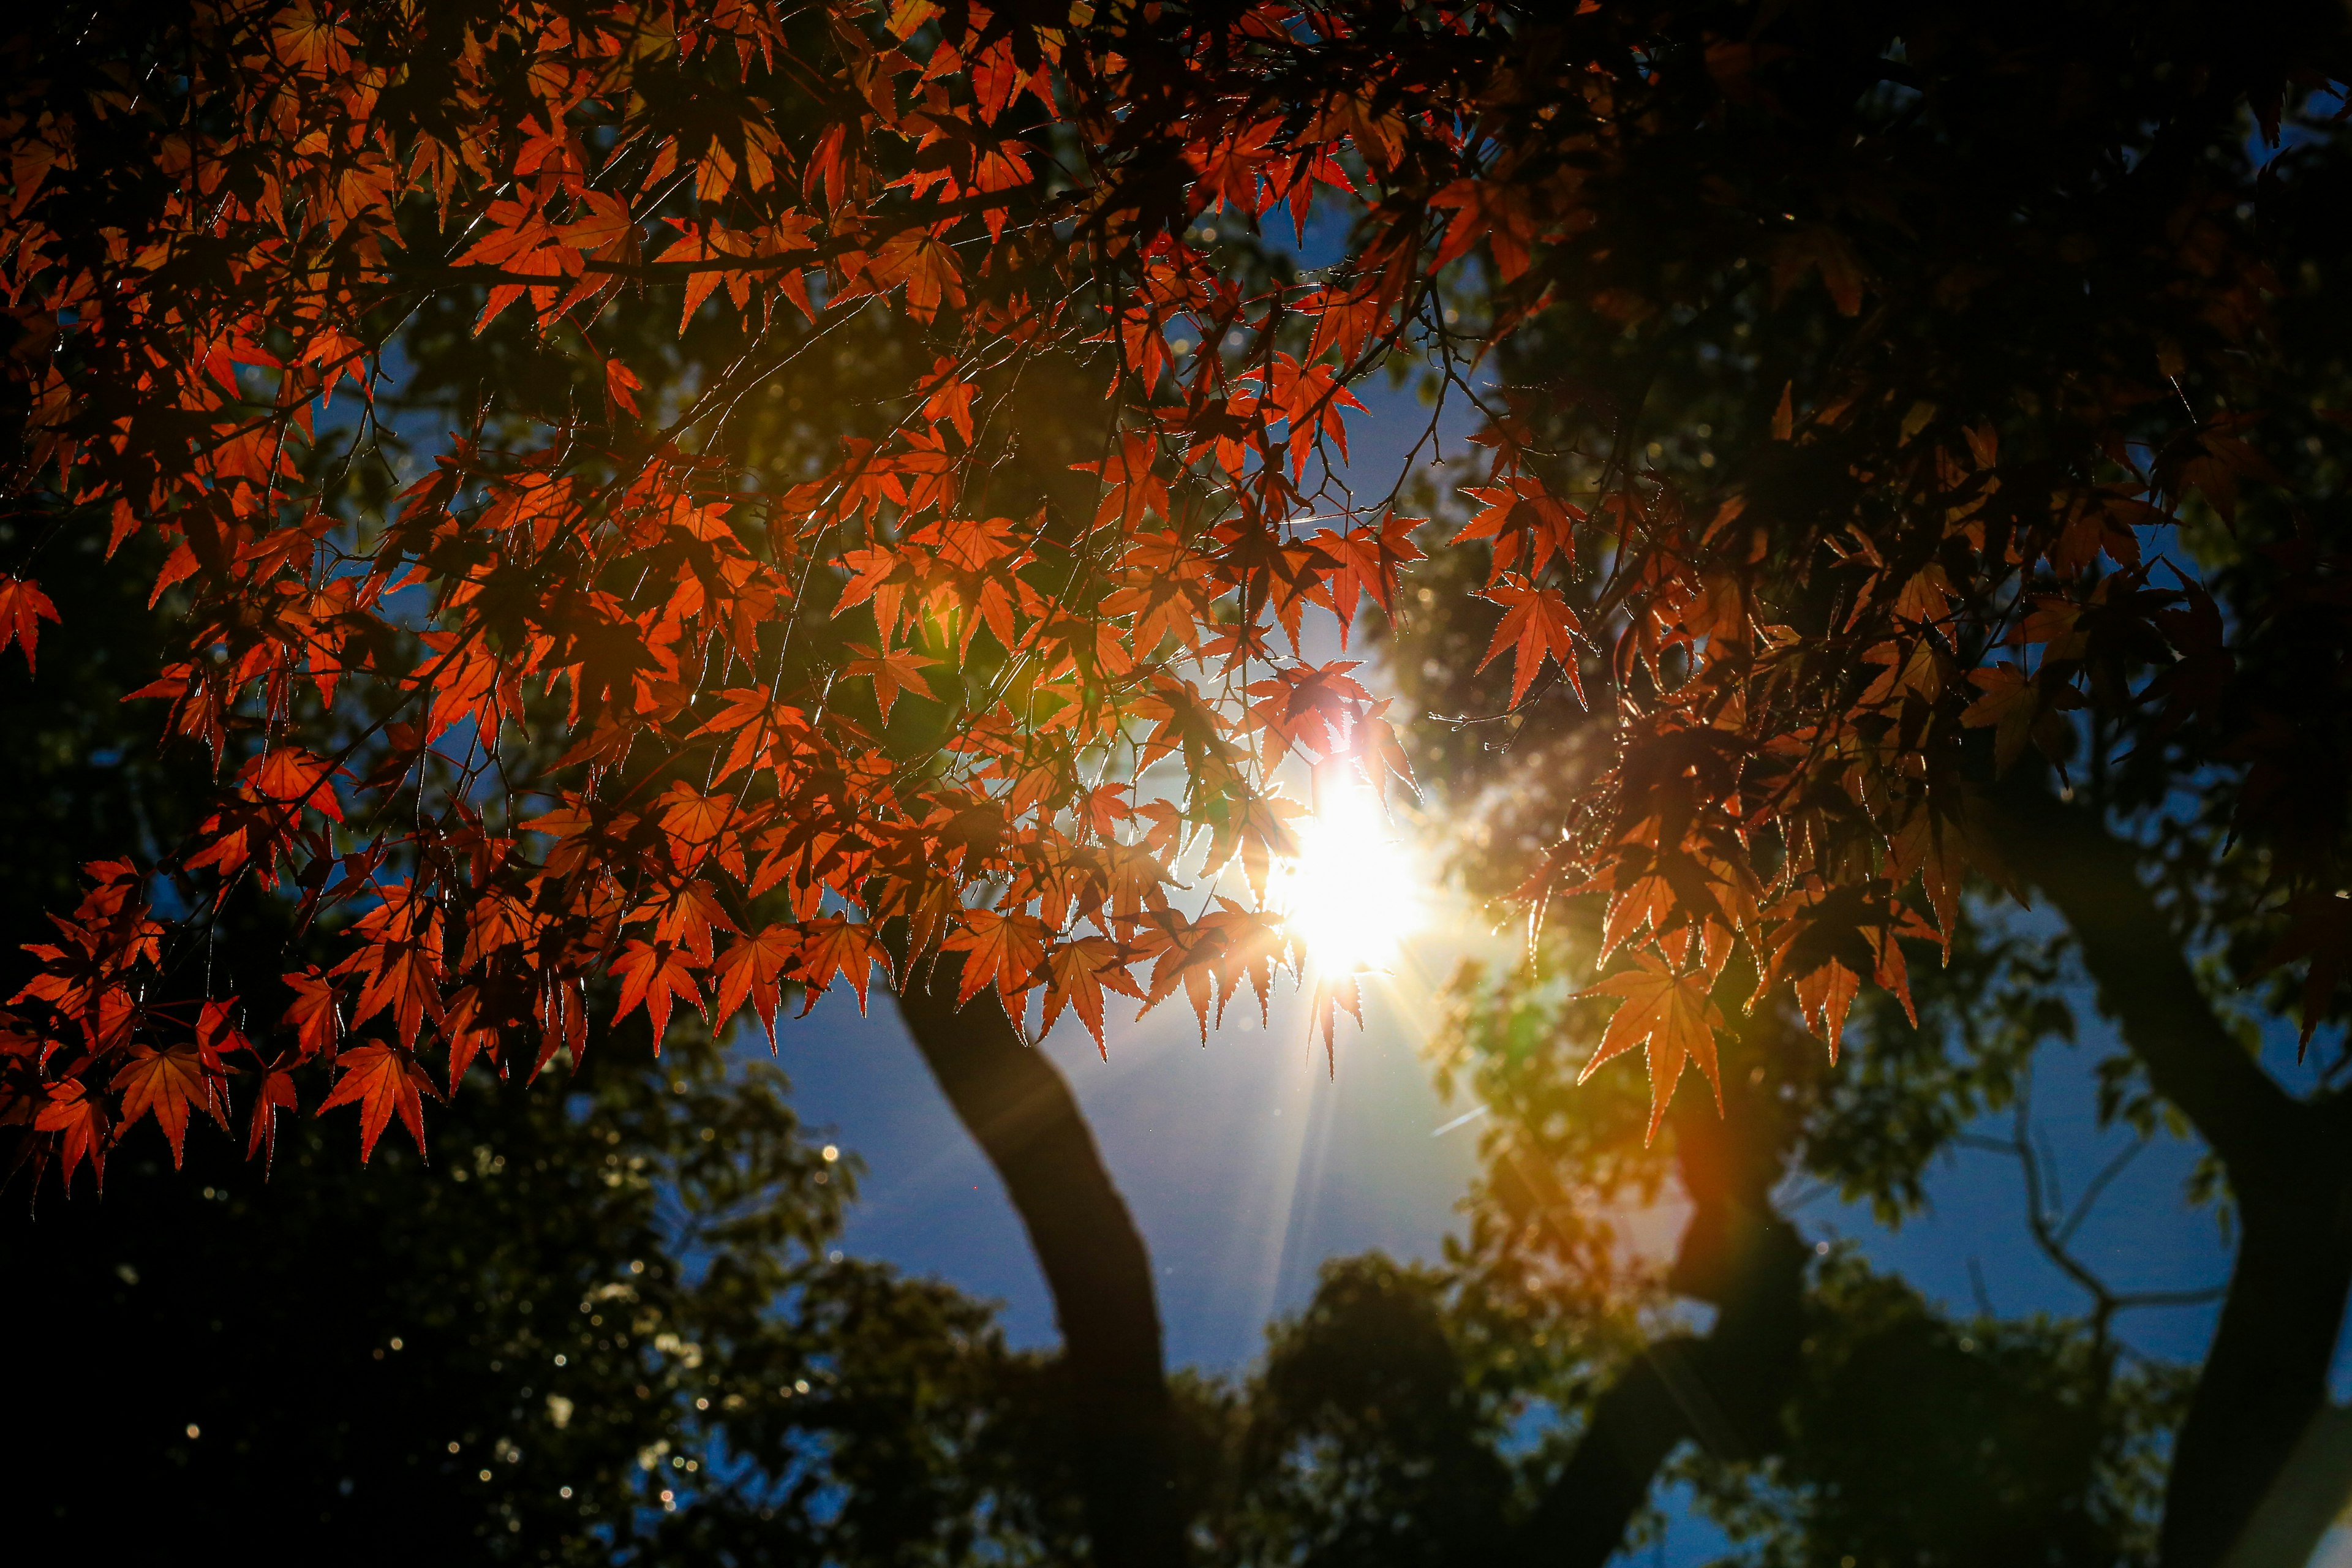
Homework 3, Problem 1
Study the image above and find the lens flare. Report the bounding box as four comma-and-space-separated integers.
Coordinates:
1270, 783, 1424, 971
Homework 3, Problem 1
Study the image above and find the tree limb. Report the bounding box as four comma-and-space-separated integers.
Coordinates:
1515, 1077, 1809, 1565
890, 965, 1186, 1568
1989, 782, 2352, 1568
1991, 783, 2303, 1185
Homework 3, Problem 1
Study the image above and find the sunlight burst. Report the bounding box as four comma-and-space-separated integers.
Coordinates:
1270, 783, 1426, 973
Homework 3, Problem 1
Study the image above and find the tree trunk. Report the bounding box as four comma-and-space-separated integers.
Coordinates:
1992, 783, 2352, 1568
891, 962, 1187, 1568
2195, 1194, 2352, 1568
1515, 1066, 1809, 1564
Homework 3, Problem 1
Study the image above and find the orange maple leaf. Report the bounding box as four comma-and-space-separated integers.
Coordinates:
843, 643, 939, 721
246, 1068, 300, 1169
793, 916, 886, 1015
1476, 576, 1582, 707
35, 1080, 106, 1190
111, 1042, 224, 1167
1429, 178, 1540, 281
870, 228, 965, 323
654, 222, 742, 331
0, 574, 60, 673
941, 908, 1048, 1010
1576, 954, 1725, 1142
317, 1040, 437, 1164
712, 925, 801, 1049
1961, 663, 2042, 775
281, 968, 342, 1059
1042, 937, 1143, 1056
610, 940, 705, 1050
606, 358, 643, 418
1792, 957, 1863, 1065
246, 746, 345, 822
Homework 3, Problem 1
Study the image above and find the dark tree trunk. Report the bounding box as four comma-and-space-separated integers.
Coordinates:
2188, 1194, 2352, 1568
1994, 783, 2352, 1568
891, 961, 1187, 1568
1515, 1060, 1809, 1566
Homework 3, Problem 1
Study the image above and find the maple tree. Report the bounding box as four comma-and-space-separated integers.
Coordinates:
1368, 6, 2352, 1566
21, 527, 2151, 1568
0, 543, 2200, 1566
5, 0, 2352, 1564
0, 540, 1089, 1562
0, 0, 1438, 1199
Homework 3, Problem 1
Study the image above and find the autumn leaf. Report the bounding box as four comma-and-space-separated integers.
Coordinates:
559, 189, 636, 254
870, 228, 966, 323
794, 916, 886, 1015
941, 908, 1049, 1010
1961, 663, 2077, 775
317, 1040, 437, 1164
712, 925, 801, 1049
610, 940, 705, 1050
919, 356, 978, 443
1428, 178, 1540, 282
281, 968, 342, 1059
1317, 511, 1426, 624
655, 786, 740, 873
1042, 937, 1144, 1056
246, 1068, 300, 1169
0, 575, 60, 673
1792, 957, 1862, 1063
1959, 664, 2037, 774
246, 747, 345, 821
111, 1042, 225, 1167
2260, 892, 2352, 1056
606, 358, 643, 418
270, 2, 356, 72
843, 643, 940, 721
1476, 576, 1582, 707
35, 1081, 106, 1190
655, 223, 735, 331
1451, 480, 1576, 584
1771, 224, 1867, 315
1575, 955, 1725, 1142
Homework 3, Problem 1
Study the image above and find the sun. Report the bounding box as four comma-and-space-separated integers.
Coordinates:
1269, 782, 1426, 972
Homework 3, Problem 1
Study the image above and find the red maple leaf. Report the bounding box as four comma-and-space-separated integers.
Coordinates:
35, 1081, 106, 1191
317, 1041, 437, 1163
111, 1042, 225, 1168
1476, 576, 1583, 707
246, 1068, 300, 1169
0, 575, 60, 673
712, 925, 801, 1049
610, 940, 705, 1050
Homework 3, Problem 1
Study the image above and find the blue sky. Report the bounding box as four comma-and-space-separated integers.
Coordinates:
759, 349, 2323, 1560
765, 919, 2266, 1561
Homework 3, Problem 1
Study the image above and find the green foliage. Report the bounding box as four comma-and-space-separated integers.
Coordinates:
1685, 1257, 2191, 1568
1212, 1256, 1519, 1568
0, 510, 1068, 1564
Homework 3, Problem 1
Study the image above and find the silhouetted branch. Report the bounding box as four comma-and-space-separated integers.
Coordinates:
1991, 783, 2352, 1568
1515, 1082, 1808, 1566
1955, 1068, 2225, 1356
890, 956, 1184, 1568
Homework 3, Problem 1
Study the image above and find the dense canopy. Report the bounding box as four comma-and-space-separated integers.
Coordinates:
2, 0, 2340, 1167
9, 2, 2352, 1566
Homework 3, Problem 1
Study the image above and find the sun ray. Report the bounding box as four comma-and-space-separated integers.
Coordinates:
1270, 781, 1426, 973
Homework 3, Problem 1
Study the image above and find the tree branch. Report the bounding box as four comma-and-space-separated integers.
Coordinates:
1515, 1080, 1808, 1565
889, 963, 1186, 1568
1991, 782, 2303, 1185
1988, 780, 2352, 1568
